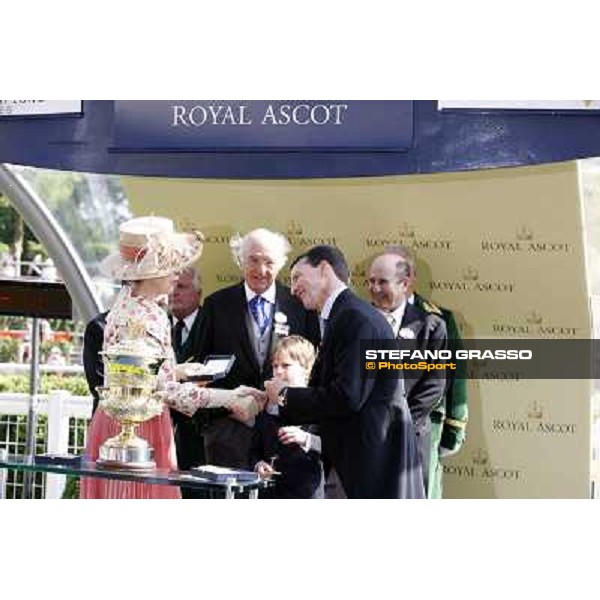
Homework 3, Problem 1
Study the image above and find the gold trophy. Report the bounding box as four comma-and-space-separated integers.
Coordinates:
96, 328, 167, 471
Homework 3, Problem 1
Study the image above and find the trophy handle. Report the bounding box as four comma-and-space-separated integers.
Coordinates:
148, 357, 167, 375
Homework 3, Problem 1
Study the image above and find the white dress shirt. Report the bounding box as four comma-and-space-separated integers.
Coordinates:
376, 301, 407, 338
176, 307, 199, 346
244, 281, 276, 306
320, 283, 348, 323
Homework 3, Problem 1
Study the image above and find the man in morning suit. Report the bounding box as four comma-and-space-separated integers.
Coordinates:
264, 245, 424, 499
368, 253, 447, 494
195, 228, 320, 469
385, 244, 469, 498
168, 266, 206, 478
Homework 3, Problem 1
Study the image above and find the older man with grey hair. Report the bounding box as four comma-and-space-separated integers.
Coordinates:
194, 228, 320, 469
168, 266, 207, 489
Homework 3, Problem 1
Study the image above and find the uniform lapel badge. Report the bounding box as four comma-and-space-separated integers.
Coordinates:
422, 299, 442, 315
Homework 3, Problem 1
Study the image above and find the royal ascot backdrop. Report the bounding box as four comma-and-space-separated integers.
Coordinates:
123, 161, 593, 498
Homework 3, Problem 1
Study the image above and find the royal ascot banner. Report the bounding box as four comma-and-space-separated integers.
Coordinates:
5, 101, 600, 178
113, 101, 414, 150
124, 161, 592, 498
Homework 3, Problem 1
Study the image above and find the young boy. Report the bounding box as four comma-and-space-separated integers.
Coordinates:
250, 335, 323, 499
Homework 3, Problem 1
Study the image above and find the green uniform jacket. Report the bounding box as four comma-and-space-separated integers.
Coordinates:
414, 295, 468, 498
414, 296, 468, 451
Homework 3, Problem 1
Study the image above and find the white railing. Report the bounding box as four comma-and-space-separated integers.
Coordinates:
0, 391, 92, 499
0, 363, 84, 376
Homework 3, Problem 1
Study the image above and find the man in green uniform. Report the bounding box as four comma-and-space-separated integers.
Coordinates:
385, 245, 468, 498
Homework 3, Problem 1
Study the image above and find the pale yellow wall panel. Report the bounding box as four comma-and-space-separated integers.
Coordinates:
123, 160, 592, 498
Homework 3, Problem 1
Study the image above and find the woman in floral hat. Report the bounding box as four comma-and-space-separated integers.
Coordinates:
81, 216, 259, 499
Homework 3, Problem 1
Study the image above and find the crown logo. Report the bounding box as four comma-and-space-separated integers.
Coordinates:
462, 266, 480, 281
352, 265, 367, 287
352, 264, 365, 278
286, 220, 303, 237
472, 448, 489, 466
177, 217, 199, 233
397, 222, 416, 239
527, 400, 544, 420
516, 225, 534, 241
525, 310, 543, 325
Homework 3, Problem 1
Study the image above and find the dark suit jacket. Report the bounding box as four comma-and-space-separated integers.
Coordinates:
82, 311, 108, 416
280, 289, 424, 499
171, 308, 206, 470
195, 281, 320, 388
250, 413, 323, 499
171, 308, 203, 364
400, 303, 447, 430
194, 281, 320, 468
398, 302, 447, 491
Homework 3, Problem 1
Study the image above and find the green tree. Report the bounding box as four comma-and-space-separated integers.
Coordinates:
16, 168, 130, 272
0, 193, 44, 269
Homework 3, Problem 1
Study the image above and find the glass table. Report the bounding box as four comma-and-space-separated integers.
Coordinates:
0, 452, 268, 499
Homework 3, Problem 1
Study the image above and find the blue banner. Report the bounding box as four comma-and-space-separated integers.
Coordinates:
113, 100, 414, 150
1, 101, 600, 178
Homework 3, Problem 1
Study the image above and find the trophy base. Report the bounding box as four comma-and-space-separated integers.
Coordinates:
97, 435, 156, 471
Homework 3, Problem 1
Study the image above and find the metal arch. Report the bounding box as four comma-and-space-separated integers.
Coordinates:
0, 163, 102, 321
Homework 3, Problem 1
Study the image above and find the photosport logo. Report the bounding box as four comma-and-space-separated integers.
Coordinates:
429, 266, 516, 294
364, 222, 454, 253
285, 220, 337, 247
443, 448, 524, 481
492, 310, 581, 338
480, 226, 572, 254
491, 401, 577, 436
361, 338, 596, 381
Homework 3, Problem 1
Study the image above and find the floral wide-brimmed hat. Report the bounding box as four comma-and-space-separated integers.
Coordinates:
99, 216, 203, 281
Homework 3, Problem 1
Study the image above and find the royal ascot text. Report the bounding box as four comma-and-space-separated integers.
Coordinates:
172, 103, 349, 127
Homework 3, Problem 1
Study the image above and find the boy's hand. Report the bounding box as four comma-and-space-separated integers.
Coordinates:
278, 426, 308, 447
264, 377, 286, 406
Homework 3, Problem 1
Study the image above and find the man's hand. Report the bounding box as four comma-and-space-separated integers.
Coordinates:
278, 426, 309, 448
254, 460, 276, 479
439, 446, 459, 459
264, 377, 287, 406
